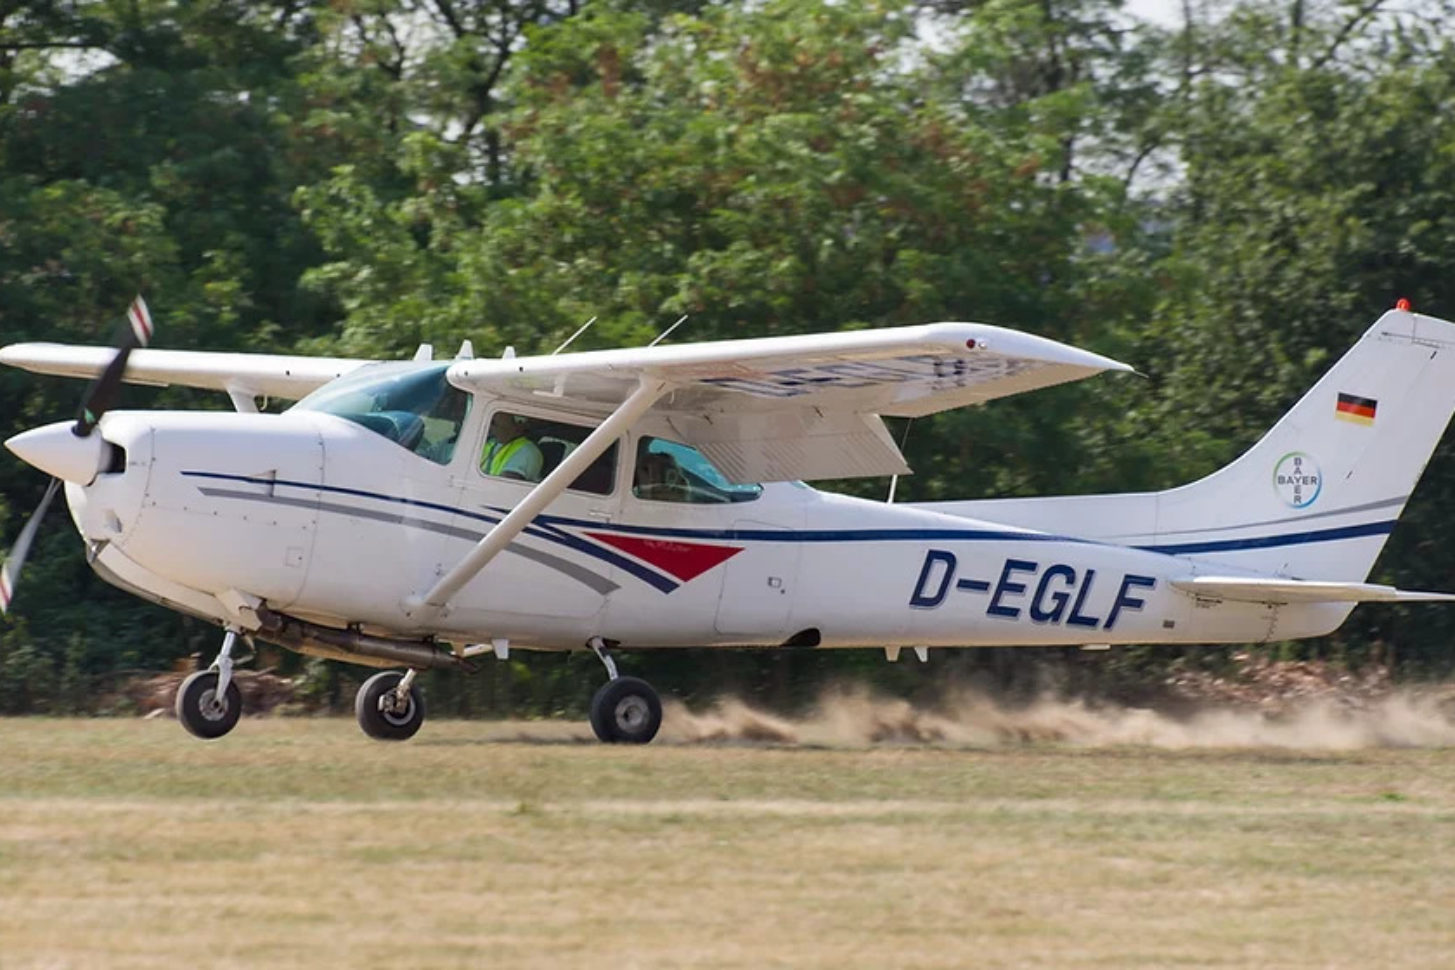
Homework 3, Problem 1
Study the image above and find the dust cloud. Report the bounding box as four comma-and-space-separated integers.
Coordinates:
657, 684, 1455, 750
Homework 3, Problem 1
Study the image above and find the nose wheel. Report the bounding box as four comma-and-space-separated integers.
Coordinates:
176, 669, 243, 739
177, 629, 246, 739
355, 670, 426, 740
587, 638, 662, 744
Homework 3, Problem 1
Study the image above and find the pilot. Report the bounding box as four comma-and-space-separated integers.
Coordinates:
481, 411, 544, 482
418, 387, 471, 463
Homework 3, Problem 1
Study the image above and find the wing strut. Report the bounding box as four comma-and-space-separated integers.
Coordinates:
403, 377, 672, 618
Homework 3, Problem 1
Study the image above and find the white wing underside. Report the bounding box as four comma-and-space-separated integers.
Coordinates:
0, 343, 370, 401
449, 323, 1130, 481
1, 322, 1130, 482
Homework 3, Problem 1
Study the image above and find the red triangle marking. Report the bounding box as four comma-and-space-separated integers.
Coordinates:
586, 532, 744, 583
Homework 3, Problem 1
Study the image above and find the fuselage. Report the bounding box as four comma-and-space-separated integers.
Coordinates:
66, 398, 1350, 655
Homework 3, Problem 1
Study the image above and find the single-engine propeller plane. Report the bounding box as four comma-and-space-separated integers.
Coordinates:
4, 299, 1455, 743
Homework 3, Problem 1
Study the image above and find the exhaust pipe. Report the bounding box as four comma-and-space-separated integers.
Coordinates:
255, 606, 472, 671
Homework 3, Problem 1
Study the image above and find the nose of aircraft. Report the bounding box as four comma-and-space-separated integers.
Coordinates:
5, 420, 108, 484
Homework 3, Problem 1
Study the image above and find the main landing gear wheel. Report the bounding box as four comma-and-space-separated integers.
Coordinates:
176, 670, 243, 740
355, 670, 426, 741
589, 676, 662, 744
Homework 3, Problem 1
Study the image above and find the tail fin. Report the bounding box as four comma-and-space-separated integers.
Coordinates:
1143, 308, 1455, 579
917, 307, 1455, 581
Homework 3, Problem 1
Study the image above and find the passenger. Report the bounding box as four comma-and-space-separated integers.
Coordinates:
481, 412, 544, 482
634, 452, 677, 497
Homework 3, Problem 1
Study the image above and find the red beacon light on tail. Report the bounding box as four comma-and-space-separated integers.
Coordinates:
1396, 298, 1413, 312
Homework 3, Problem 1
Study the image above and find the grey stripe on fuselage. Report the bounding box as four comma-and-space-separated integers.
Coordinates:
196, 487, 621, 595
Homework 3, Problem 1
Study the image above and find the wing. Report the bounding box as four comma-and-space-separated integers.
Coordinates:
0, 343, 375, 401
1172, 576, 1455, 604
450, 322, 1131, 482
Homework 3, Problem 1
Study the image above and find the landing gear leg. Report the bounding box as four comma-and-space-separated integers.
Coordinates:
587, 637, 662, 745
355, 669, 426, 741
176, 628, 245, 740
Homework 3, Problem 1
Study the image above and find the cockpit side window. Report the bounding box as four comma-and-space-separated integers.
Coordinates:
480, 409, 618, 495
632, 436, 762, 504
290, 362, 471, 466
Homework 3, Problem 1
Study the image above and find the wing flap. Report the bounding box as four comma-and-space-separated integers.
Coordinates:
1172, 576, 1455, 604
0, 343, 373, 400
656, 410, 909, 483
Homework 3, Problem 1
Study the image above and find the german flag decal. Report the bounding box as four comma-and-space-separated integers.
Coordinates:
1336, 392, 1377, 425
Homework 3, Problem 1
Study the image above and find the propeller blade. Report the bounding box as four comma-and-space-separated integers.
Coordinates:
74, 295, 153, 437
1, 478, 61, 615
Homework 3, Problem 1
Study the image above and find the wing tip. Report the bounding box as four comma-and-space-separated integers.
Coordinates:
933, 322, 1135, 375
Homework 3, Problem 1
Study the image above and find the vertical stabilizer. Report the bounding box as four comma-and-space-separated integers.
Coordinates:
1143, 308, 1455, 579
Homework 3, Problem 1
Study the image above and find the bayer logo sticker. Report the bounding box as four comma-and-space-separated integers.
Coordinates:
1273, 452, 1322, 508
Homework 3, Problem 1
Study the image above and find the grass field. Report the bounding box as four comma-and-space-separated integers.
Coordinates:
1, 716, 1453, 969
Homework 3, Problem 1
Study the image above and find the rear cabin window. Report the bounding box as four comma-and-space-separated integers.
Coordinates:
480, 409, 618, 495
632, 436, 762, 504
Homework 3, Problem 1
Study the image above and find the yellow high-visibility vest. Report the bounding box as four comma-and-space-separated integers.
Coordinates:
482, 437, 530, 476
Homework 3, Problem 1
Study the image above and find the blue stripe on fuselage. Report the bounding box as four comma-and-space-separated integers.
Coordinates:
1134, 519, 1394, 555
520, 507, 1397, 556
180, 471, 1398, 581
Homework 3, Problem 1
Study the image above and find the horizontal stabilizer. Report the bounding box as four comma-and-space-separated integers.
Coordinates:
1171, 576, 1455, 605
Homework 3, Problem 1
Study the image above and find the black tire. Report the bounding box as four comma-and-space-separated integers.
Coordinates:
355, 671, 426, 741
589, 676, 662, 744
175, 669, 243, 740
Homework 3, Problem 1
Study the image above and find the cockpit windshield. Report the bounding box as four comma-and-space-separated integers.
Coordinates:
290, 362, 472, 465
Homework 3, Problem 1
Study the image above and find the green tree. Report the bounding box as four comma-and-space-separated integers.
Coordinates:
0, 0, 344, 700
1136, 1, 1455, 671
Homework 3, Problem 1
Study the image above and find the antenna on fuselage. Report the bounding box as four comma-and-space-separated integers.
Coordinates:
885, 418, 915, 503
649, 315, 689, 347
552, 316, 597, 355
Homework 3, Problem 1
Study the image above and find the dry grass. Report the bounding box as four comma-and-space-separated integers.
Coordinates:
0, 717, 1452, 969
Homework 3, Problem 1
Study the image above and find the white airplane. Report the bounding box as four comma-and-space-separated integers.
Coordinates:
3, 298, 1454, 744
